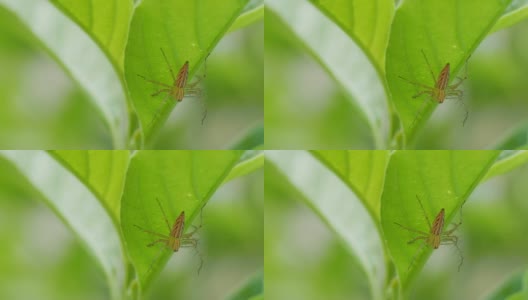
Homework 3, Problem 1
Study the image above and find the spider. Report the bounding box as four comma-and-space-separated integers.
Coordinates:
399, 50, 469, 129
137, 48, 206, 128
394, 195, 463, 273
134, 198, 203, 274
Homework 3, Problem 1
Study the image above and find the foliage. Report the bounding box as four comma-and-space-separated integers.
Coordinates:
266, 150, 528, 299
266, 0, 528, 149
0, 150, 263, 300
0, 0, 263, 149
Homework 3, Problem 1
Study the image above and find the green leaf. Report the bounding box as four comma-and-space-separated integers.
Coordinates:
510, 271, 528, 300
309, 0, 394, 74
311, 150, 390, 221
490, 122, 528, 149
124, 0, 249, 146
483, 150, 528, 181
492, 0, 528, 32
486, 270, 528, 300
386, 0, 510, 145
0, 0, 130, 148
226, 270, 263, 300
50, 0, 133, 70
121, 150, 242, 290
229, 123, 264, 150
229, 0, 263, 32
381, 150, 499, 292
0, 151, 126, 300
223, 150, 264, 183
266, 150, 386, 300
49, 150, 130, 222
267, 0, 390, 148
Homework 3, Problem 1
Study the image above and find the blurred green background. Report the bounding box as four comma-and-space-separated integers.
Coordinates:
0, 157, 263, 300
0, 6, 262, 149
265, 156, 528, 299
265, 8, 528, 149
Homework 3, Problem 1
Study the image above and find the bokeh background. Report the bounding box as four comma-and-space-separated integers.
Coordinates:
265, 155, 528, 299
0, 157, 263, 300
0, 6, 262, 149
265, 7, 528, 149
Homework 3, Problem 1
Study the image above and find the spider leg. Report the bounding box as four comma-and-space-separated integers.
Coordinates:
144, 94, 172, 133
442, 221, 462, 236
394, 222, 429, 235
420, 49, 438, 83
398, 75, 434, 90
147, 239, 169, 247
409, 96, 432, 130
450, 55, 469, 90
405, 241, 428, 274
446, 89, 463, 97
182, 225, 200, 238
200, 102, 207, 125
441, 235, 464, 271
144, 244, 167, 278
160, 48, 176, 82
137, 74, 172, 88
180, 238, 198, 247
184, 88, 202, 97
187, 73, 204, 88
182, 87, 207, 124
407, 235, 428, 244
440, 235, 458, 245
412, 90, 435, 99
153, 198, 172, 232
446, 90, 469, 125
449, 76, 466, 89
181, 238, 204, 274
152, 89, 171, 97
134, 224, 170, 239
188, 56, 208, 89
416, 195, 433, 231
